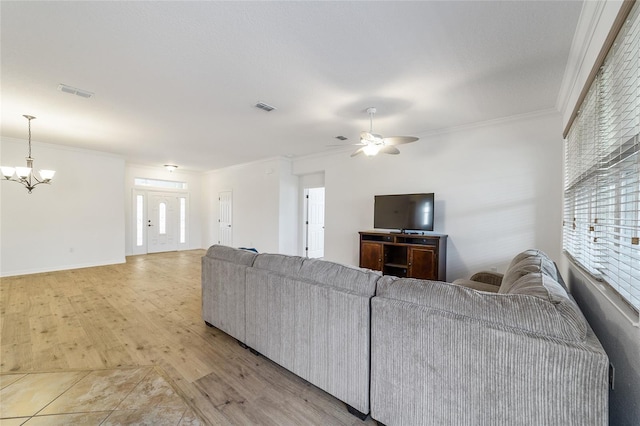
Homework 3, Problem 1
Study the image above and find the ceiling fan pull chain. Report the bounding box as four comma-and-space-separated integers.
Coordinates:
370, 109, 374, 133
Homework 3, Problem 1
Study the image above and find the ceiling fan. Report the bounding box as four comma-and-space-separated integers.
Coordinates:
350, 107, 419, 157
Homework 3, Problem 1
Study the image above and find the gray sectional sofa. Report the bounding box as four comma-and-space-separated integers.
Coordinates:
202, 246, 609, 425
202, 245, 379, 417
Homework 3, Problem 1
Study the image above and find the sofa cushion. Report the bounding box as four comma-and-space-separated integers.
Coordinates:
204, 244, 257, 266
506, 272, 565, 301
506, 249, 551, 270
504, 272, 587, 340
253, 253, 305, 275
499, 252, 557, 294
298, 258, 380, 296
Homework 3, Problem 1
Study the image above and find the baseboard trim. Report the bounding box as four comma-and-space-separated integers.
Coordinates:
0, 258, 126, 278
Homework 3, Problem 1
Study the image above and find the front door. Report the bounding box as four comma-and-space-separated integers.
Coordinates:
148, 193, 178, 253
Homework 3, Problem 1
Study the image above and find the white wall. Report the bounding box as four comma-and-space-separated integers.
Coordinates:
0, 138, 125, 276
293, 111, 564, 281
124, 164, 203, 255
277, 158, 299, 255
202, 157, 298, 254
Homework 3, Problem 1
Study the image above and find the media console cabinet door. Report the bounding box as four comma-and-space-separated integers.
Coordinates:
360, 241, 383, 271
408, 246, 437, 280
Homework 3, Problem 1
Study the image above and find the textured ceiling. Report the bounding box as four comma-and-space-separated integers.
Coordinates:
0, 1, 583, 171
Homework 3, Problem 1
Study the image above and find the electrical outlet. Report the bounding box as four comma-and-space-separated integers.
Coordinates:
490, 266, 497, 272
609, 363, 615, 390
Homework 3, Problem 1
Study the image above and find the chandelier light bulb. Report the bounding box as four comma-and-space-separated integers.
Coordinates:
39, 170, 56, 180
1, 167, 16, 178
15, 167, 32, 178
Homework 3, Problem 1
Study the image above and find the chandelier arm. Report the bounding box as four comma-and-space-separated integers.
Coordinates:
5, 176, 36, 193
27, 171, 45, 184
4, 172, 51, 190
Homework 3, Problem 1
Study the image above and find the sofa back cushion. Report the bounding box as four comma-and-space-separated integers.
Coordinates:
499, 250, 557, 294
376, 274, 587, 342
204, 244, 257, 266
252, 255, 379, 297
506, 249, 550, 270
505, 272, 587, 339
298, 258, 380, 296
253, 253, 305, 275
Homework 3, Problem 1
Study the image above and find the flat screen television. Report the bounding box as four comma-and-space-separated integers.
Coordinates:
374, 193, 435, 232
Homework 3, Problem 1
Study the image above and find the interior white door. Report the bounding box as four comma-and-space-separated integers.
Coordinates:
148, 193, 179, 253
306, 187, 325, 258
218, 191, 233, 246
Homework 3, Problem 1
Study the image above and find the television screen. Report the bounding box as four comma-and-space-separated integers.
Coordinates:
374, 193, 434, 232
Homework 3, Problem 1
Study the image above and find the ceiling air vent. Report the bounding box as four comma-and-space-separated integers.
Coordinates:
57, 84, 94, 99
255, 102, 276, 112
335, 135, 348, 141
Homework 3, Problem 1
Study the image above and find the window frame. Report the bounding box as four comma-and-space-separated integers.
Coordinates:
563, 2, 640, 314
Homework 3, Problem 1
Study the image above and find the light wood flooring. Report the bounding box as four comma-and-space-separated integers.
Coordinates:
0, 250, 375, 425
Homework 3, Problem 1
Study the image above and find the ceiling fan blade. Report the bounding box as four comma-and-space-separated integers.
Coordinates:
379, 146, 400, 155
351, 147, 365, 157
383, 136, 419, 146
327, 143, 366, 147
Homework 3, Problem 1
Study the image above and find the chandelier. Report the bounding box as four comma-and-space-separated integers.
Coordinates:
1, 115, 55, 193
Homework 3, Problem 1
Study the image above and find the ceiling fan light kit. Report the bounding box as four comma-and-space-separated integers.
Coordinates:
350, 107, 419, 158
363, 144, 382, 156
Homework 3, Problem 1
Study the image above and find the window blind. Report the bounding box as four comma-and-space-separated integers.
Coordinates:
564, 2, 640, 312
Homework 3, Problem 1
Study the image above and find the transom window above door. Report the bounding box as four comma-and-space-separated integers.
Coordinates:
134, 178, 187, 190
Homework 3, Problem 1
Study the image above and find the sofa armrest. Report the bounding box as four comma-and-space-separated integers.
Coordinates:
469, 271, 503, 286
452, 271, 502, 292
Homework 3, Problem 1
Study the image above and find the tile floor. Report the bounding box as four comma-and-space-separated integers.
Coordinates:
0, 367, 202, 425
